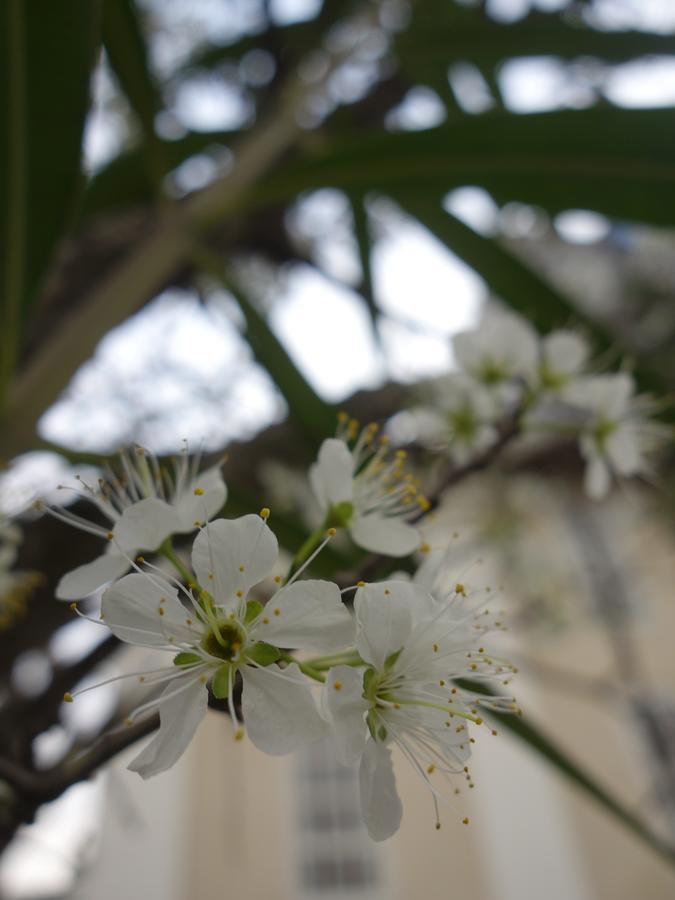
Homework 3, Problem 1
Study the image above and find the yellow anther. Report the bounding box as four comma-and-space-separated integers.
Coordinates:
326, 527, 337, 537
186, 618, 193, 625
234, 728, 245, 742
337, 411, 349, 423
193, 487, 204, 496
475, 717, 483, 725
394, 703, 401, 709
274, 575, 281, 583
136, 556, 145, 564
435, 822, 441, 831
357, 580, 366, 587
239, 565, 246, 572
199, 674, 208, 684
417, 496, 431, 511
69, 602, 77, 612
439, 679, 445, 687
384, 589, 390, 596
455, 583, 465, 596
333, 681, 343, 691
462, 817, 470, 826
427, 764, 436, 775
139, 676, 145, 683
158, 607, 165, 616
274, 608, 281, 616
107, 531, 114, 540
125, 717, 134, 727
236, 591, 243, 598
63, 692, 73, 703
260, 507, 270, 520
432, 643, 439, 653
262, 617, 269, 625
419, 542, 431, 554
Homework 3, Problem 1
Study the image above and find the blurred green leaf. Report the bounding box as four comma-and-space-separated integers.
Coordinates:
257, 109, 675, 226
102, 0, 165, 188
349, 193, 379, 337
458, 680, 675, 867
194, 246, 336, 447
396, 196, 668, 394
396, 6, 675, 71
0, 0, 100, 407
82, 129, 241, 217
490, 705, 675, 868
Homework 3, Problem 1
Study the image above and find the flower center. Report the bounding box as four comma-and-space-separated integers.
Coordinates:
202, 620, 245, 661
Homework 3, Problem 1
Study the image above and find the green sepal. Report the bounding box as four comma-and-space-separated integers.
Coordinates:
366, 708, 378, 741
327, 501, 354, 528
173, 651, 202, 667
245, 642, 281, 667
378, 724, 388, 742
363, 667, 378, 702
212, 664, 231, 699
244, 599, 264, 624
384, 648, 403, 671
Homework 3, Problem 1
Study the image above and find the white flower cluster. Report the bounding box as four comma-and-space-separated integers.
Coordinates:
55, 444, 516, 840
416, 309, 668, 499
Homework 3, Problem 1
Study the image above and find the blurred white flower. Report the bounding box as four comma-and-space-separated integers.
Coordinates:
566, 373, 666, 498
322, 579, 517, 840
309, 430, 422, 556
453, 309, 539, 406
45, 446, 226, 600
67, 514, 354, 777
414, 374, 499, 465
536, 330, 590, 394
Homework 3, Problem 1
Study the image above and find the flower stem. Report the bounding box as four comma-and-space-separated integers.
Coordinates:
159, 538, 193, 585
304, 651, 364, 670
285, 518, 330, 583
279, 651, 326, 683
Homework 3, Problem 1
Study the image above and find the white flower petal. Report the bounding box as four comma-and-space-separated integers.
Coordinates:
172, 465, 227, 532
323, 666, 368, 765
310, 439, 354, 508
354, 581, 421, 669
252, 580, 354, 652
606, 424, 642, 475
191, 515, 277, 603
359, 740, 402, 841
114, 498, 178, 552
55, 552, 131, 601
101, 573, 198, 647
350, 514, 420, 556
584, 455, 611, 499
241, 663, 327, 755
128, 676, 208, 778
542, 330, 589, 377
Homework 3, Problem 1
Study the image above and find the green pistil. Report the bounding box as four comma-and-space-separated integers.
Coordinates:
449, 407, 477, 441
478, 360, 507, 385
202, 620, 245, 661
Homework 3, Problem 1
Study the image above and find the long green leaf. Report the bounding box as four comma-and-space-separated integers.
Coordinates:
193, 246, 336, 447
490, 706, 675, 868
255, 109, 675, 227
396, 5, 675, 68
102, 0, 165, 189
0, 0, 100, 410
396, 195, 667, 394
457, 680, 675, 867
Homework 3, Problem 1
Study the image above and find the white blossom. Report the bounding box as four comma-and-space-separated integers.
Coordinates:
565, 373, 666, 498
309, 429, 423, 556
322, 579, 517, 840
414, 374, 499, 465
453, 309, 539, 407
66, 514, 354, 777
46, 446, 226, 600
536, 330, 589, 395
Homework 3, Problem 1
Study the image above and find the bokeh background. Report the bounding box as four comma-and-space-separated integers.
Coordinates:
2, 0, 675, 897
